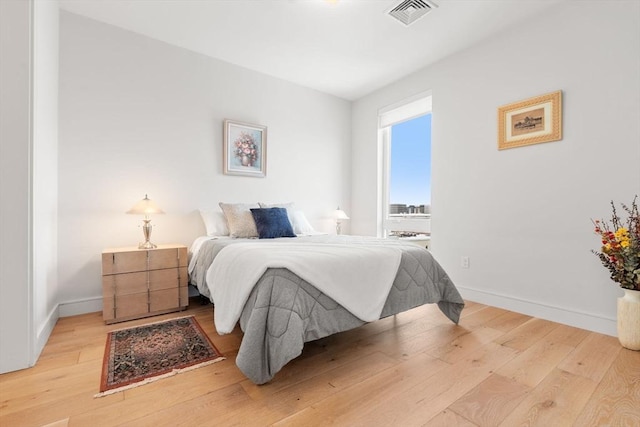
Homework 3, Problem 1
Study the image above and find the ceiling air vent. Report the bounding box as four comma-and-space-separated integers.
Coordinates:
387, 0, 437, 26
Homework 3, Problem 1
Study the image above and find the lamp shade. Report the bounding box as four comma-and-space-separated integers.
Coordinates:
126, 194, 164, 216
335, 207, 349, 220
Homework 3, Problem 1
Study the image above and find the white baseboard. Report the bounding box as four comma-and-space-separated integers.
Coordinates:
34, 304, 59, 365
457, 286, 617, 337
58, 296, 102, 318
52, 290, 619, 337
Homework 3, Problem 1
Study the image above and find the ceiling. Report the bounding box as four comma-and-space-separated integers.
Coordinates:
58, 0, 564, 101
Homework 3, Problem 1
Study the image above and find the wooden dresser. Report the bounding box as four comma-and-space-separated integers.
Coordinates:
101, 244, 188, 324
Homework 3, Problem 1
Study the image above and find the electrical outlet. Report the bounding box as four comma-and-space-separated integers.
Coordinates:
461, 256, 470, 269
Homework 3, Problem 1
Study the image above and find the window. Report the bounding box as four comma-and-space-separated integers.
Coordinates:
378, 93, 432, 238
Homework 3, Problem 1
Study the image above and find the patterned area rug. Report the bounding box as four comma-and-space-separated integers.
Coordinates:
96, 316, 224, 397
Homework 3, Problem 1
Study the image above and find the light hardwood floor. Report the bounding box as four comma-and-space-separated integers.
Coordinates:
1, 298, 638, 426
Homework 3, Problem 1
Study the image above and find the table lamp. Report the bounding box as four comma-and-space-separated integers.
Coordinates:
334, 207, 349, 235
127, 194, 164, 249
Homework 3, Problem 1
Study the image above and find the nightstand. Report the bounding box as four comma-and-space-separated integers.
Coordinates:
101, 244, 188, 324
390, 235, 430, 249
401, 236, 430, 249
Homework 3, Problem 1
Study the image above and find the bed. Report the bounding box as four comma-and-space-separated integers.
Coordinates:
189, 234, 465, 384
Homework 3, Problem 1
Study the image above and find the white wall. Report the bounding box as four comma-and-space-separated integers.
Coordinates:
33, 0, 60, 363
0, 0, 33, 373
351, 1, 640, 336
58, 11, 352, 314
0, 0, 60, 374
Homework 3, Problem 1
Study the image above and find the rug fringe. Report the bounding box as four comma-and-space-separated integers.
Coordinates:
94, 356, 225, 398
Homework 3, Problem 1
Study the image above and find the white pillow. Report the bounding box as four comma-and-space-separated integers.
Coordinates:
259, 202, 294, 210
199, 210, 229, 236
219, 202, 259, 238
259, 202, 295, 223
290, 210, 315, 235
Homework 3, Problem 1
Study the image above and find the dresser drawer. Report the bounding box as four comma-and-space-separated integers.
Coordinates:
102, 246, 187, 275
149, 267, 188, 291
149, 288, 187, 312
102, 271, 148, 296
103, 292, 148, 322
102, 267, 188, 296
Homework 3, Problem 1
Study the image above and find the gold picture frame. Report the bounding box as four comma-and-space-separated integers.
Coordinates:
498, 90, 562, 150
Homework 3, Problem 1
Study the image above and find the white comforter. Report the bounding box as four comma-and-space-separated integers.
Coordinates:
207, 238, 407, 334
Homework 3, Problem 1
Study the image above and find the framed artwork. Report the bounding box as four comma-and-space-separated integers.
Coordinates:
498, 90, 562, 150
223, 119, 267, 177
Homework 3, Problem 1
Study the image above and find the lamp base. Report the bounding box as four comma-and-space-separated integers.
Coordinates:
138, 218, 157, 249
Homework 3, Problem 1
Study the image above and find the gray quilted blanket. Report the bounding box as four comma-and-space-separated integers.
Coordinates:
189, 236, 464, 384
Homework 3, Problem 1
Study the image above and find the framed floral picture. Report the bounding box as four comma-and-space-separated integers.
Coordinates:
223, 119, 267, 177
498, 90, 562, 150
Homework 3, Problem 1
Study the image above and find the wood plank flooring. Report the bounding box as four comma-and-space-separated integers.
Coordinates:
1, 298, 638, 426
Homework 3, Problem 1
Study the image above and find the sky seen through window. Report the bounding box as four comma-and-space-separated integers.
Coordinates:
389, 113, 432, 207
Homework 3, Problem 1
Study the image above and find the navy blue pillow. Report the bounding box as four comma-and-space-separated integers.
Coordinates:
250, 207, 296, 239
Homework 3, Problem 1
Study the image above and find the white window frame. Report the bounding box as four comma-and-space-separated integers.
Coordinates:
378, 91, 432, 238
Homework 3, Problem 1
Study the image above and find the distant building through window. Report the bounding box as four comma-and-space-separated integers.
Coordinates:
389, 204, 430, 215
